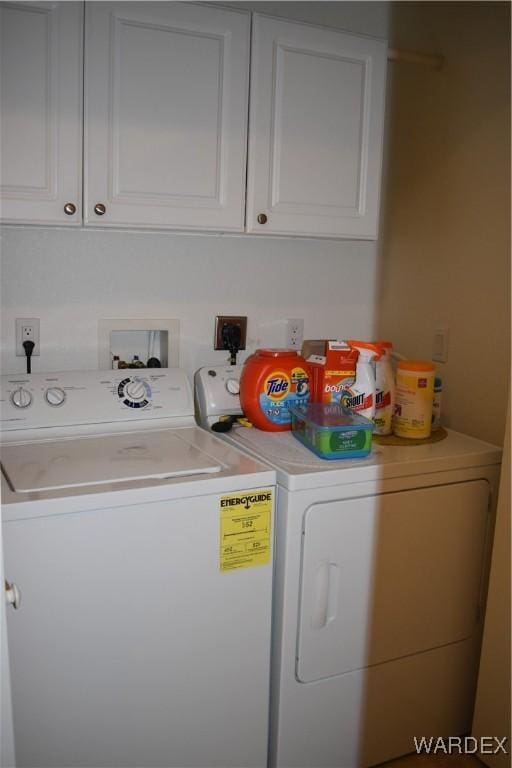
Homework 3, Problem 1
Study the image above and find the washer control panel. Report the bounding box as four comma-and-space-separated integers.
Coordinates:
0, 369, 194, 435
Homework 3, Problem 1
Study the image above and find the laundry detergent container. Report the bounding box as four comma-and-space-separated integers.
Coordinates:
240, 349, 310, 431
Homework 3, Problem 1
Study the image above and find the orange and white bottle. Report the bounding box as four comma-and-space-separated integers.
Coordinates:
373, 341, 395, 435
345, 341, 381, 420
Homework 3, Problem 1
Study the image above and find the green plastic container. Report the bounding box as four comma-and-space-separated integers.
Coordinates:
289, 403, 374, 460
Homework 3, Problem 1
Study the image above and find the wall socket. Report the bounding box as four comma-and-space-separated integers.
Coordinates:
432, 327, 449, 363
285, 318, 304, 350
214, 316, 247, 351
16, 318, 40, 356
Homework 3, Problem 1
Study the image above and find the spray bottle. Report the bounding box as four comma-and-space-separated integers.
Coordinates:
431, 376, 442, 431
373, 341, 395, 435
344, 340, 381, 420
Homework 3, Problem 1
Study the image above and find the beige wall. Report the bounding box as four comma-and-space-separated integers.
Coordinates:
377, 2, 510, 446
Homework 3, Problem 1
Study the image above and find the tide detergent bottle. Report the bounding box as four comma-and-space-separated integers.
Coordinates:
240, 349, 310, 431
344, 340, 381, 420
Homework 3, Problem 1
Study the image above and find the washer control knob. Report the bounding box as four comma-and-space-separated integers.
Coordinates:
45, 387, 66, 407
11, 387, 32, 409
124, 380, 146, 401
226, 378, 240, 395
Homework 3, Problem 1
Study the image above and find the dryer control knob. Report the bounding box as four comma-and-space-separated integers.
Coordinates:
11, 387, 32, 409
45, 387, 66, 407
124, 380, 146, 401
226, 378, 240, 395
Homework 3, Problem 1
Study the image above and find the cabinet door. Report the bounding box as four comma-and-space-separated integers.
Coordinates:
0, 2, 83, 225
85, 3, 249, 231
247, 15, 387, 239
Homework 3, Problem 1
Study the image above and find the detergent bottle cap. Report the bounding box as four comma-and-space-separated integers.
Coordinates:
347, 340, 381, 362
256, 348, 302, 359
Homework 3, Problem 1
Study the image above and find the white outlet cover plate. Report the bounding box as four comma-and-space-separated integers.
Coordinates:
432, 327, 449, 363
286, 318, 304, 349
15, 317, 40, 356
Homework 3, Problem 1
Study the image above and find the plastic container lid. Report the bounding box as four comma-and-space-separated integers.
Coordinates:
289, 403, 374, 431
397, 360, 436, 372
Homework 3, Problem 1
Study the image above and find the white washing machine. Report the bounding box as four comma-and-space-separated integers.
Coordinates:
1, 369, 276, 768
195, 364, 502, 768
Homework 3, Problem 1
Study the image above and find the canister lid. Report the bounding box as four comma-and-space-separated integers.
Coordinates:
397, 360, 436, 372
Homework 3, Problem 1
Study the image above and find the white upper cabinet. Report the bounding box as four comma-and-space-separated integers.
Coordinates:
1, 4, 388, 238
246, 15, 387, 239
0, 2, 83, 225
84, 3, 250, 231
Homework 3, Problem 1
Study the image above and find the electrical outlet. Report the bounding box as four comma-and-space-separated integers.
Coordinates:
214, 316, 247, 351
432, 327, 449, 363
16, 318, 40, 356
285, 318, 304, 350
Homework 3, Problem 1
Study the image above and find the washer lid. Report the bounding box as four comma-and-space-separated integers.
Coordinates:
1, 430, 223, 492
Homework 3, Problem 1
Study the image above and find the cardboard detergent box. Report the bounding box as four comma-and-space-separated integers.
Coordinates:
304, 340, 358, 404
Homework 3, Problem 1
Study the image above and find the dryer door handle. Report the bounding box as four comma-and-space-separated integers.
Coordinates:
5, 580, 21, 610
311, 562, 339, 629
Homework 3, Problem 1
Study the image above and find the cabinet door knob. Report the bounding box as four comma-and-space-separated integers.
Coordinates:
94, 203, 106, 216
63, 202, 76, 215
257, 213, 268, 225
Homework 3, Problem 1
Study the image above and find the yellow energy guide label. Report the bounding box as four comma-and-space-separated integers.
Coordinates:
219, 488, 273, 571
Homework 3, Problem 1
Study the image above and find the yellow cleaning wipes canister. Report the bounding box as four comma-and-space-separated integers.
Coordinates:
393, 360, 435, 439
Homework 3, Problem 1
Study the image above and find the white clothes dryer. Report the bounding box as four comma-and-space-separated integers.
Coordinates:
1, 369, 276, 768
195, 364, 502, 768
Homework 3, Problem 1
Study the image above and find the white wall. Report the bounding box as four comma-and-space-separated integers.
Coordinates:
1, 1, 509, 448
0, 2, 391, 384
377, 2, 510, 445
0, 228, 380, 379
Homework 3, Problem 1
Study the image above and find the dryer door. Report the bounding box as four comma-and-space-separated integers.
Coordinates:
296, 480, 490, 683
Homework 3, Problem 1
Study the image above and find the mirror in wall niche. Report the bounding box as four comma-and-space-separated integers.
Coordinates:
98, 319, 180, 370
110, 330, 168, 369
